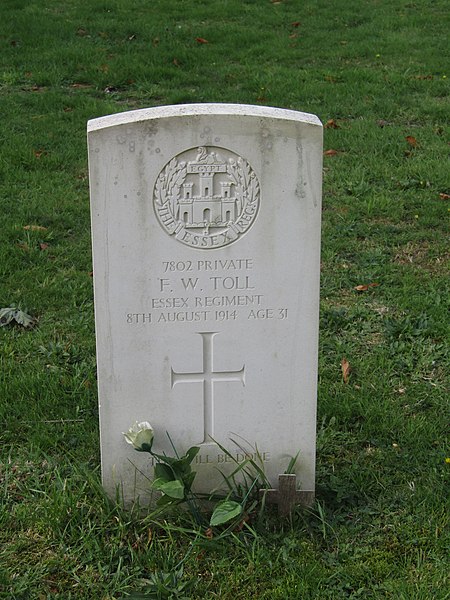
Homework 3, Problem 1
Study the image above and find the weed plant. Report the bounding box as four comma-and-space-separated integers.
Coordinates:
0, 0, 449, 598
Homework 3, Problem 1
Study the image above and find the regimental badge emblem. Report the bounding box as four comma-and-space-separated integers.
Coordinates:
154, 146, 260, 249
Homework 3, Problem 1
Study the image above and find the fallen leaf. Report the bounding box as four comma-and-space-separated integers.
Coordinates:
377, 119, 391, 127
39, 243, 49, 251
70, 83, 92, 89
77, 28, 88, 37
289, 33, 298, 39
0, 307, 35, 329
23, 225, 47, 231
33, 149, 46, 159
325, 119, 340, 129
173, 58, 180, 67
354, 283, 379, 292
405, 135, 418, 147
324, 149, 339, 156
341, 358, 351, 384
195, 37, 209, 44
439, 192, 450, 200
205, 527, 213, 539
291, 21, 301, 27
414, 74, 433, 80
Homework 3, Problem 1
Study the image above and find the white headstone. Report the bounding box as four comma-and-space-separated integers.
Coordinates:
88, 104, 322, 505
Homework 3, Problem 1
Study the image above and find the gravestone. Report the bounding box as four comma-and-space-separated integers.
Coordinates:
88, 104, 322, 506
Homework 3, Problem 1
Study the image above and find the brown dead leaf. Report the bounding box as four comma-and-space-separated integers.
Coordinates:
291, 21, 301, 27
205, 527, 213, 539
341, 357, 351, 384
173, 58, 180, 67
23, 225, 47, 232
234, 514, 250, 532
439, 192, 450, 200
325, 119, 340, 129
33, 149, 46, 159
39, 243, 49, 251
196, 37, 209, 44
354, 283, 379, 292
405, 135, 418, 147
324, 149, 339, 156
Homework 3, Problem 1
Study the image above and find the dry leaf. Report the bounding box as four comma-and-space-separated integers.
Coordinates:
439, 192, 450, 200
39, 243, 49, 251
195, 37, 209, 44
291, 21, 301, 27
70, 83, 92, 89
341, 358, 351, 384
33, 149, 46, 159
354, 283, 379, 292
325, 119, 340, 129
289, 33, 298, 39
405, 135, 418, 147
173, 58, 180, 67
205, 527, 213, 539
23, 225, 47, 231
324, 149, 339, 156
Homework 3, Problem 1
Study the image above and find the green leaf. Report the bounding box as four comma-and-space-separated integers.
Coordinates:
210, 500, 243, 527
153, 478, 185, 499
184, 445, 200, 463
154, 462, 174, 482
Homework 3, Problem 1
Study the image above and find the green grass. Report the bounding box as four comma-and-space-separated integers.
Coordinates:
1, 0, 449, 598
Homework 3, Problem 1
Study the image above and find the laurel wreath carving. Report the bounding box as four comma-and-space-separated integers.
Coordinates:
154, 153, 259, 225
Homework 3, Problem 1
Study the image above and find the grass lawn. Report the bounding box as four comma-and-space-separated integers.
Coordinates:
0, 0, 448, 598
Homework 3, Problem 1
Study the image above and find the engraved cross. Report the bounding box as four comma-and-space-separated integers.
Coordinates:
171, 332, 245, 444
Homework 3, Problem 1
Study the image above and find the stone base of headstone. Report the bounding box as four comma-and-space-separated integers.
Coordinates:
260, 474, 314, 517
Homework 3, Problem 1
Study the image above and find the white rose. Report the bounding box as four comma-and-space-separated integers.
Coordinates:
123, 421, 154, 451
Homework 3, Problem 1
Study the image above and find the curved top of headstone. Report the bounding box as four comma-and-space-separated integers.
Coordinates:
87, 103, 322, 133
